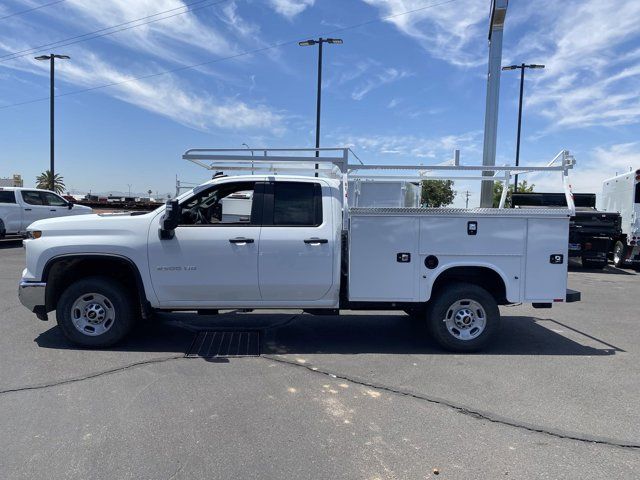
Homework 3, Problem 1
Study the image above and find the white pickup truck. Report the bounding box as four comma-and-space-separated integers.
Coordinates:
0, 187, 92, 238
18, 148, 580, 352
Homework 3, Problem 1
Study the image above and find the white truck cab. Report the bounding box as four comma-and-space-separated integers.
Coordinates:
0, 187, 92, 238
18, 148, 580, 352
600, 170, 640, 268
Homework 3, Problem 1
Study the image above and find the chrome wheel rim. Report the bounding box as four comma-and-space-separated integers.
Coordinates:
70, 293, 115, 336
443, 299, 486, 341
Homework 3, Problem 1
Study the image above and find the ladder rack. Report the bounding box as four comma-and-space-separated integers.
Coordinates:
182, 147, 576, 212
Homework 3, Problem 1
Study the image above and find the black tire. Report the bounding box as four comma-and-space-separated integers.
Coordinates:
613, 241, 627, 268
427, 282, 500, 352
0, 219, 5, 239
56, 276, 136, 347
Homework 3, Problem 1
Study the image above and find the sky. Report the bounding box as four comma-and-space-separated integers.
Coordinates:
0, 0, 639, 206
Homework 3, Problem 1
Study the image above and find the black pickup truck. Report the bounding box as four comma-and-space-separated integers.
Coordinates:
512, 192, 622, 269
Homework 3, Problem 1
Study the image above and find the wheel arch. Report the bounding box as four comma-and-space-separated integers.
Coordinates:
42, 254, 150, 315
429, 264, 510, 305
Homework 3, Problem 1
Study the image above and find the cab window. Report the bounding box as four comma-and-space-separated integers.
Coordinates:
179, 182, 256, 226
271, 182, 322, 226
0, 191, 16, 204
41, 192, 68, 207
22, 191, 44, 205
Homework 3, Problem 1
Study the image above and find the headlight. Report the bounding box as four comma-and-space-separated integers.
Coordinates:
26, 230, 42, 239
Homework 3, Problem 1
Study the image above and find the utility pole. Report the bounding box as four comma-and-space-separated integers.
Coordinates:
298, 37, 343, 176
465, 190, 471, 209
502, 63, 545, 193
34, 54, 70, 191
480, 0, 509, 207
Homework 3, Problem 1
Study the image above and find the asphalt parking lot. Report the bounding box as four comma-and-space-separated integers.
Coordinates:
1, 238, 639, 479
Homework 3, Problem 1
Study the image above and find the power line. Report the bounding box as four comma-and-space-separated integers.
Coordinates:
0, 0, 459, 111
0, 0, 66, 21
0, 0, 230, 62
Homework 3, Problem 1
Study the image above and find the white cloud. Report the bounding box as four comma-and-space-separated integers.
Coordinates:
351, 67, 411, 100
335, 131, 482, 161
361, 0, 489, 67
60, 54, 284, 132
510, 0, 640, 130
57, 0, 237, 62
528, 143, 640, 195
267, 0, 315, 19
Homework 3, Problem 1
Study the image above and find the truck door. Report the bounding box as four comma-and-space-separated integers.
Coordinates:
258, 180, 335, 301
148, 181, 262, 305
0, 190, 21, 233
19, 190, 55, 228
39, 191, 70, 218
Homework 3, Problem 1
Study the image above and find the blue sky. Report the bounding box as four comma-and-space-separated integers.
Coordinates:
1, 0, 639, 205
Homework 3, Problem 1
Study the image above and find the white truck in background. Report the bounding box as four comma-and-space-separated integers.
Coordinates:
18, 148, 580, 352
0, 187, 92, 238
600, 169, 640, 268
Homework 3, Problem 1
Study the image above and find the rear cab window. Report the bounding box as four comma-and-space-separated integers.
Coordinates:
270, 181, 322, 226
0, 190, 16, 204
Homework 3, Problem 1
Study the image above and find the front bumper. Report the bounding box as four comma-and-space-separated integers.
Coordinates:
18, 281, 47, 319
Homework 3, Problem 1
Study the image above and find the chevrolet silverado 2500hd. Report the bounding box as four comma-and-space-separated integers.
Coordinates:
18, 148, 580, 352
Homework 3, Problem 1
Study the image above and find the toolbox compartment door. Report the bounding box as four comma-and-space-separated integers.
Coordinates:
348, 215, 419, 301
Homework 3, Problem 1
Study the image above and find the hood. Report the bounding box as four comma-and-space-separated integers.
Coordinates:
28, 210, 158, 234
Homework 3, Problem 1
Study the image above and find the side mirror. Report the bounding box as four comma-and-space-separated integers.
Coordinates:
160, 199, 180, 239
68, 202, 73, 210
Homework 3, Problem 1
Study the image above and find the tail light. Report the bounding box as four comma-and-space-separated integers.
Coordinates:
584, 242, 592, 250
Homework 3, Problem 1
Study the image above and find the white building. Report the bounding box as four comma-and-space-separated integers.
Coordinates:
0, 174, 23, 187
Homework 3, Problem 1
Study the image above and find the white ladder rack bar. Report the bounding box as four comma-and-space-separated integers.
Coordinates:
181, 147, 576, 214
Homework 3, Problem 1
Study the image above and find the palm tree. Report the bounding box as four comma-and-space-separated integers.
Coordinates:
36, 170, 66, 194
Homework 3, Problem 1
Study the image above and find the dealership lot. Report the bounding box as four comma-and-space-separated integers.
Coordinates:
0, 238, 639, 479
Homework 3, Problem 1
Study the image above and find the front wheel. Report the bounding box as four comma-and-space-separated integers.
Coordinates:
427, 283, 500, 352
613, 241, 627, 268
56, 276, 136, 347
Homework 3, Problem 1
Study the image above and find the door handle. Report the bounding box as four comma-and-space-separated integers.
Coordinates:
229, 237, 254, 244
304, 238, 328, 244
50, 209, 57, 212
24, 208, 32, 211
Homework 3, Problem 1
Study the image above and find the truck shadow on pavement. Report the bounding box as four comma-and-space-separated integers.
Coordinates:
35, 312, 621, 357
0, 239, 22, 249
568, 262, 637, 275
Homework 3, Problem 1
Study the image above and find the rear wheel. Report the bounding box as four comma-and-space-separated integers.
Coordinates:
613, 241, 627, 268
427, 283, 500, 352
56, 276, 136, 347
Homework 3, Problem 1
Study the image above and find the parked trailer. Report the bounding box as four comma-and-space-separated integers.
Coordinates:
18, 148, 580, 352
600, 170, 640, 268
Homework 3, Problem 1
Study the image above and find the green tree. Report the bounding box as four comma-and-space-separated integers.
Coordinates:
421, 180, 456, 207
36, 170, 66, 194
492, 180, 535, 207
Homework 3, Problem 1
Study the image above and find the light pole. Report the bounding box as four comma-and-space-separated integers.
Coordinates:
242, 143, 254, 174
298, 37, 343, 176
502, 63, 544, 193
35, 54, 70, 191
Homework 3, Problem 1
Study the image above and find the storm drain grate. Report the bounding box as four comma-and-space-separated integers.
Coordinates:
185, 331, 261, 358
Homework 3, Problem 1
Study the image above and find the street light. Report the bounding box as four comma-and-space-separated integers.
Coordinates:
502, 63, 545, 193
298, 37, 343, 176
35, 53, 70, 191
242, 142, 254, 174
